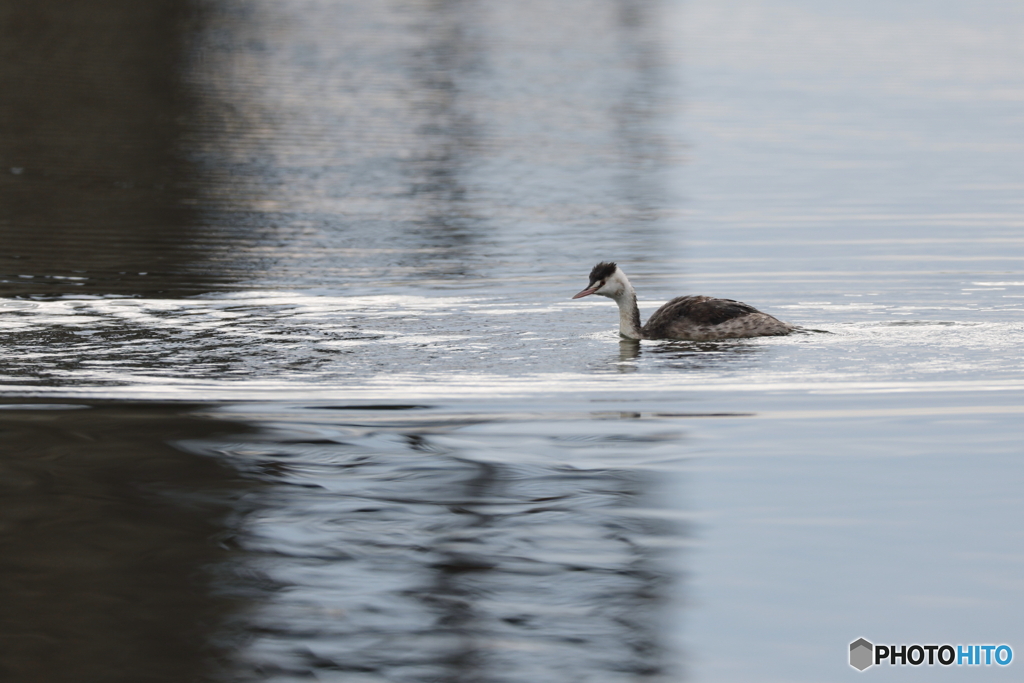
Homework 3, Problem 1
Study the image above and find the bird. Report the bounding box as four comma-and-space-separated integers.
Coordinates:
572, 261, 795, 341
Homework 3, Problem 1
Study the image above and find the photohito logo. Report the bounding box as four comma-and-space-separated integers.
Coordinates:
849, 638, 1012, 671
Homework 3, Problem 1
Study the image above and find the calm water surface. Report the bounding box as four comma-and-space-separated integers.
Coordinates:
2, 0, 1023, 681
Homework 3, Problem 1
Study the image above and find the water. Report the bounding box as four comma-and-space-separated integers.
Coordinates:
2, 0, 1024, 681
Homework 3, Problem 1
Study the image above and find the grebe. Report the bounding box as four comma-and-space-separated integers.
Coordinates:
572, 262, 795, 341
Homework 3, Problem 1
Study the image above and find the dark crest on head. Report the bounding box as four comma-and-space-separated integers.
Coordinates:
589, 261, 617, 283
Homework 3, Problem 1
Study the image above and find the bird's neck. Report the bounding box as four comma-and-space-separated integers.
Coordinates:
613, 283, 643, 340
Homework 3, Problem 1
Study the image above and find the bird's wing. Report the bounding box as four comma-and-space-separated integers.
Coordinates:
645, 295, 761, 329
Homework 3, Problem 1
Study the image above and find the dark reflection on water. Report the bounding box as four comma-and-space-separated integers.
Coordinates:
0, 402, 685, 682
0, 402, 256, 682
184, 405, 683, 681
0, 0, 249, 297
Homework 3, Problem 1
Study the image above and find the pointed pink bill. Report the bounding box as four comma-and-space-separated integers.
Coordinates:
572, 286, 597, 299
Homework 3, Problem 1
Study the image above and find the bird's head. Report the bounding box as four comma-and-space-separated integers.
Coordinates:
572, 261, 628, 300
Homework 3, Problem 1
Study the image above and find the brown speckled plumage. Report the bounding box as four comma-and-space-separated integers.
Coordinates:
642, 295, 792, 340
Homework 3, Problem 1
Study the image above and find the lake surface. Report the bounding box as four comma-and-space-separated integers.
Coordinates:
2, 0, 1023, 681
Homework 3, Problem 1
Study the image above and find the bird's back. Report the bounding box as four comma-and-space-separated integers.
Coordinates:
642, 295, 793, 340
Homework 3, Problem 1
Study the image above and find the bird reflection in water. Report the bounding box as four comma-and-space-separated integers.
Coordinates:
604, 338, 766, 374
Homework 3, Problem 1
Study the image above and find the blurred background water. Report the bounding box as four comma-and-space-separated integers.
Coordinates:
1, 0, 1023, 681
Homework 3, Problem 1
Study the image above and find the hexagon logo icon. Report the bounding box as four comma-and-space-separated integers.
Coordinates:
850, 638, 874, 671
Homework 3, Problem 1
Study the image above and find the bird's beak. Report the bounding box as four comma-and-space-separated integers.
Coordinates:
572, 286, 597, 299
